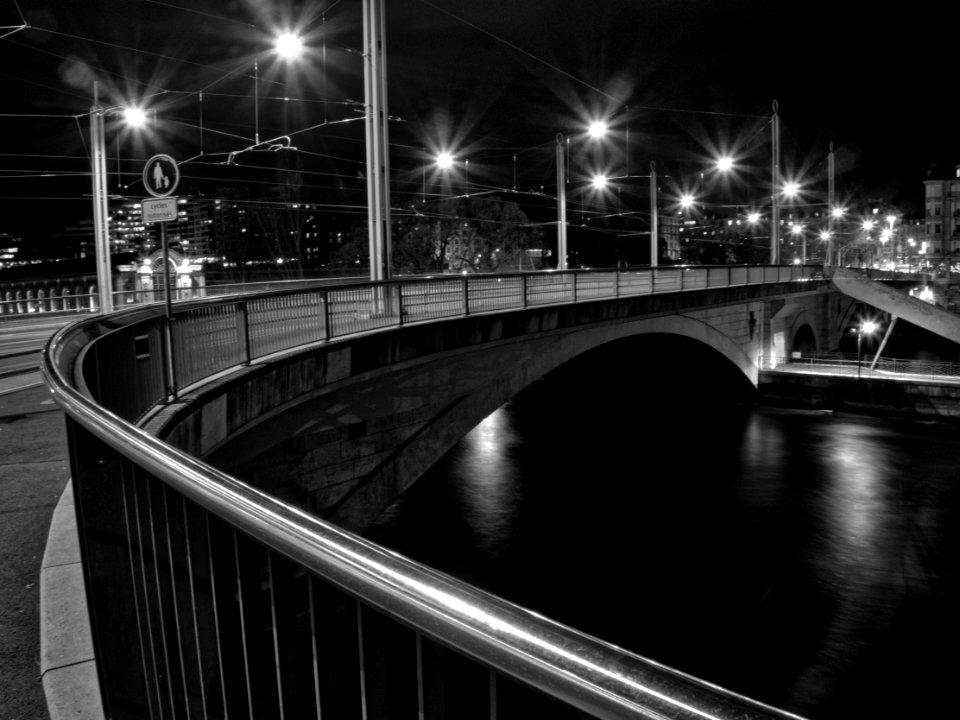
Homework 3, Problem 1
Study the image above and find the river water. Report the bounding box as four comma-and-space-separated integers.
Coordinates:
365, 333, 960, 720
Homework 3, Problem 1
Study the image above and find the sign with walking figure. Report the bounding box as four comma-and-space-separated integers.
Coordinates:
143, 154, 179, 198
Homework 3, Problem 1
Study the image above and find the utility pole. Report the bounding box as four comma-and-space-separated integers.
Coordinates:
363, 0, 391, 283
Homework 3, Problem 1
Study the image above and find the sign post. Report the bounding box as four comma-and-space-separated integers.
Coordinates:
142, 154, 180, 314
142, 154, 180, 399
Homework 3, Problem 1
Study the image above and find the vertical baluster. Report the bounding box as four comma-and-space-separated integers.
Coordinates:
205, 516, 230, 719
161, 486, 195, 718
180, 501, 213, 718
307, 576, 362, 719
232, 532, 256, 720
489, 669, 497, 720
120, 467, 160, 719
357, 605, 418, 719
265, 554, 285, 719
146, 475, 182, 719
130, 469, 170, 718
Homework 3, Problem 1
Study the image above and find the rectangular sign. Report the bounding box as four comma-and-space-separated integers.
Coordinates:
141, 196, 178, 223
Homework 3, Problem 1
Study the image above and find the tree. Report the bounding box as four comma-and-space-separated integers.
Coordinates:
392, 195, 548, 274
327, 224, 370, 274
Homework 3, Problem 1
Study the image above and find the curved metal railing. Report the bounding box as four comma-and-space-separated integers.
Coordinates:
43, 266, 816, 720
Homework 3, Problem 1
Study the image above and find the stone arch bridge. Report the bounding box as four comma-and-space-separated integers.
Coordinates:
141, 268, 858, 532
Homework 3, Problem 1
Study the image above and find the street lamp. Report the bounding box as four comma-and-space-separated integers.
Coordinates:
555, 122, 609, 270
90, 82, 147, 314
789, 222, 805, 264
253, 31, 304, 146
855, 320, 878, 379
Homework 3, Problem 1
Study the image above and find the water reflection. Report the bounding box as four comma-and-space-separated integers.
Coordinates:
367, 394, 960, 720
451, 408, 523, 560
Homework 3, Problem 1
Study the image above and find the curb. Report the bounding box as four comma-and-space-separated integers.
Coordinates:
39, 482, 106, 720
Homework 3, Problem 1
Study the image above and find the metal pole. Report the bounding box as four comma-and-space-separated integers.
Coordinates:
871, 316, 897, 370
556, 133, 567, 271
770, 100, 780, 265
649, 161, 658, 267
161, 222, 172, 321
363, 0, 392, 284
160, 221, 176, 400
91, 82, 114, 314
827, 141, 835, 267
254, 57, 260, 146
857, 328, 862, 380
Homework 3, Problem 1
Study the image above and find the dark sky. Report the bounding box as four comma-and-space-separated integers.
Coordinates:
0, 0, 955, 241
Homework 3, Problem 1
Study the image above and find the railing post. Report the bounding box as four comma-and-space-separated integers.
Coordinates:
323, 290, 332, 340
615, 268, 620, 297
240, 300, 252, 365
397, 284, 404, 327
522, 273, 528, 308
571, 272, 577, 303
462, 275, 470, 315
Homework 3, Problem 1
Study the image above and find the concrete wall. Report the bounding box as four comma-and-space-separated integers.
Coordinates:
146, 282, 840, 532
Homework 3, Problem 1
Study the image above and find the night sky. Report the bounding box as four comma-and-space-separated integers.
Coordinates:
0, 0, 956, 242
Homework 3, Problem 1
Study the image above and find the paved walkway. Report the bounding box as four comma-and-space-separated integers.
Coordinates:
0, 378, 68, 720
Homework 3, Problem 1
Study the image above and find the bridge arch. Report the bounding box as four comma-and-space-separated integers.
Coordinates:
206, 312, 759, 531
791, 323, 817, 355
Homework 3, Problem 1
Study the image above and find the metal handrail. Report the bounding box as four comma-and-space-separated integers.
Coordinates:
42, 265, 817, 719
41, 350, 804, 720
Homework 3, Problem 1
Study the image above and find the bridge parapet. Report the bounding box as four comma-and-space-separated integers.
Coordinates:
42, 266, 819, 720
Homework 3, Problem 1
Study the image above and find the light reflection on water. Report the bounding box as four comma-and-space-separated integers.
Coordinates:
367, 393, 960, 720
450, 408, 523, 560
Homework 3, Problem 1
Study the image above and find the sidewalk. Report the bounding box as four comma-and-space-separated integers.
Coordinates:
0, 380, 69, 720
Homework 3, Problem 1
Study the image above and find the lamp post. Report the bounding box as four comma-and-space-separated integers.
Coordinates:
856, 320, 878, 379
790, 222, 805, 264
556, 133, 569, 270
555, 121, 611, 271
90, 84, 147, 314
253, 32, 303, 147
90, 82, 112, 313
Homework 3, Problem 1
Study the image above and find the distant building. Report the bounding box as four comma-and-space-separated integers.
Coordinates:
166, 196, 217, 259
922, 164, 960, 264
111, 199, 151, 254
0, 232, 22, 267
